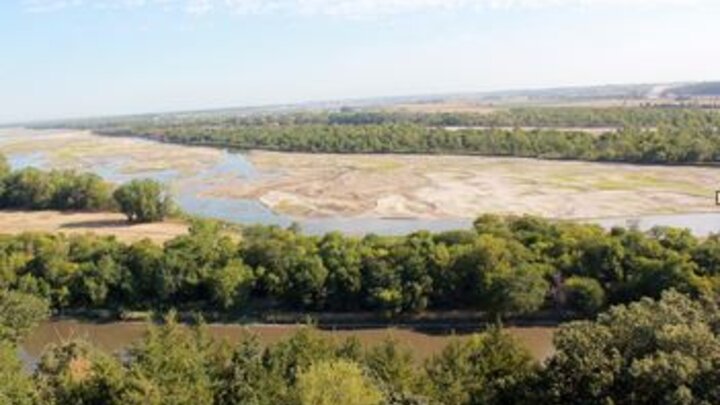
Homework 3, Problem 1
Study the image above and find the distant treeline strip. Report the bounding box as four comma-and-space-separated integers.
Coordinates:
77, 107, 720, 164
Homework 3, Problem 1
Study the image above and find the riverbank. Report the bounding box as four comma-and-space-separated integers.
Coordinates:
53, 306, 574, 328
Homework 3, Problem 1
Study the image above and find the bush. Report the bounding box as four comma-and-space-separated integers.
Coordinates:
564, 276, 606, 315
0, 154, 10, 178
0, 290, 50, 344
113, 179, 172, 223
296, 359, 384, 405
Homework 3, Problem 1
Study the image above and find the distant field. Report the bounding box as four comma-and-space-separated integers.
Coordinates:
390, 97, 720, 112
443, 125, 619, 135
390, 102, 501, 114
0, 211, 188, 243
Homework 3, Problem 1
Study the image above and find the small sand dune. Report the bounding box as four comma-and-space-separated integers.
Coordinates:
0, 210, 188, 243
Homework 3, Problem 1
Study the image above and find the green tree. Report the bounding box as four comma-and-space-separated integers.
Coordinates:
538, 290, 720, 404
319, 232, 362, 310
0, 342, 38, 405
364, 338, 429, 403
113, 179, 172, 223
241, 227, 327, 309
563, 276, 606, 315
207, 259, 255, 309
484, 264, 549, 319
295, 359, 384, 405
121, 313, 215, 405
0, 289, 49, 344
425, 328, 537, 405
34, 341, 126, 405
51, 171, 113, 210
1, 167, 56, 209
215, 334, 287, 405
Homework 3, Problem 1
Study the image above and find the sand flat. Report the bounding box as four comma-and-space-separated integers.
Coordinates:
222, 151, 720, 219
2, 128, 718, 221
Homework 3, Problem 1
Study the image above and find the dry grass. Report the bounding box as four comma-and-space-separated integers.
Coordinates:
0, 128, 224, 176
0, 210, 188, 243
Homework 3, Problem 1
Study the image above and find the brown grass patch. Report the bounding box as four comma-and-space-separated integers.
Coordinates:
0, 210, 188, 243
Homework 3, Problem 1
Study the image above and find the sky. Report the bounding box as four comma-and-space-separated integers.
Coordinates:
1, 0, 720, 123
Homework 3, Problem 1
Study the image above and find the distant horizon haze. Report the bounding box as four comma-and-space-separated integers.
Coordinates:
1, 79, 717, 126
2, 0, 720, 123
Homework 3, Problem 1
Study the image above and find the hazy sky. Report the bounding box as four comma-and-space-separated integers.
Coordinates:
1, 0, 719, 123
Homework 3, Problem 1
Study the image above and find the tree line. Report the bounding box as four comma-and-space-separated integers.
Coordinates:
1, 288, 719, 404
325, 107, 720, 128
47, 106, 720, 129
0, 154, 172, 223
1, 215, 719, 320
86, 107, 720, 164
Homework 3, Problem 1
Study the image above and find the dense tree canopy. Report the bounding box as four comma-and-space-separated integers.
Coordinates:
0, 167, 113, 211
0, 214, 718, 404
0, 156, 174, 222
535, 290, 720, 404
0, 215, 718, 321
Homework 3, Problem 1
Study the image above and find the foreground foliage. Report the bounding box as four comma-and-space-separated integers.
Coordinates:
536, 291, 720, 404
1, 215, 719, 319
2, 291, 720, 404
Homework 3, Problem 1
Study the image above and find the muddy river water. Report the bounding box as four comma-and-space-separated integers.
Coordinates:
20, 320, 557, 366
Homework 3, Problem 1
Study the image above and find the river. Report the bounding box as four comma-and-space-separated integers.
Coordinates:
20, 320, 556, 366
1, 127, 720, 235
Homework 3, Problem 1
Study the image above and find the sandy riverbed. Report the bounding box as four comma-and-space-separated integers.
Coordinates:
206, 151, 719, 219
1, 128, 718, 222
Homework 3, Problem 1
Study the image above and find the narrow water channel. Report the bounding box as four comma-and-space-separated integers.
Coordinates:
21, 320, 557, 366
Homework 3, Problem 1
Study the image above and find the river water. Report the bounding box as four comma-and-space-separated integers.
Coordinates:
20, 320, 556, 366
